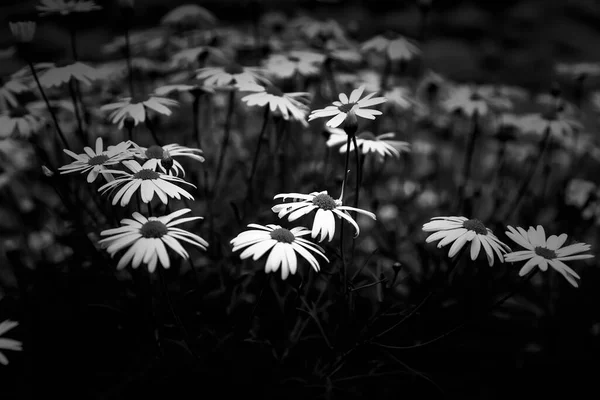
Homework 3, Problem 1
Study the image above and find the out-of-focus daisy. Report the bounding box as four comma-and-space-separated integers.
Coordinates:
0, 320, 22, 366
38, 61, 99, 88
555, 62, 600, 79
100, 94, 179, 129
170, 46, 227, 69
0, 73, 31, 112
442, 85, 512, 118
98, 160, 194, 206
326, 129, 411, 160
518, 102, 583, 141
308, 85, 387, 129
384, 85, 419, 112
99, 208, 208, 272
131, 143, 204, 176
231, 223, 329, 280
160, 4, 217, 30
9, 21, 37, 43
0, 107, 44, 138
262, 51, 326, 80
293, 17, 349, 47
237, 82, 311, 126
59, 137, 133, 183
423, 216, 511, 266
36, 0, 101, 16
490, 113, 524, 143
504, 225, 593, 287
196, 63, 268, 89
478, 84, 530, 103
564, 179, 600, 223
361, 32, 420, 62
272, 190, 376, 242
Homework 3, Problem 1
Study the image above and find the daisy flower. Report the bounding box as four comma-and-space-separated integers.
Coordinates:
170, 46, 227, 69
518, 103, 583, 141
160, 4, 217, 29
36, 0, 101, 16
196, 63, 268, 89
99, 209, 208, 272
262, 51, 326, 79
272, 190, 376, 242
237, 82, 311, 126
38, 61, 99, 88
0, 73, 32, 112
555, 62, 600, 79
422, 216, 511, 266
131, 143, 205, 176
98, 160, 194, 206
442, 85, 512, 118
293, 17, 350, 47
230, 224, 329, 280
361, 33, 421, 62
326, 129, 411, 160
59, 137, 133, 183
308, 85, 387, 129
0, 107, 44, 138
504, 225, 594, 287
0, 320, 22, 366
9, 21, 36, 43
100, 94, 179, 129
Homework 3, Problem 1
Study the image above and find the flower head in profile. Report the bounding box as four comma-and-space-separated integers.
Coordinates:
326, 129, 411, 161
518, 100, 582, 141
262, 51, 326, 79
308, 85, 387, 129
0, 106, 44, 138
36, 0, 101, 16
59, 137, 133, 183
293, 17, 350, 47
0, 72, 32, 112
38, 61, 99, 88
237, 82, 311, 126
99, 208, 208, 273
9, 21, 36, 43
423, 216, 511, 266
131, 143, 205, 176
230, 223, 329, 280
196, 63, 268, 89
0, 320, 22, 366
504, 225, 593, 287
272, 190, 376, 242
361, 32, 420, 62
442, 85, 512, 118
100, 94, 179, 129
98, 160, 194, 206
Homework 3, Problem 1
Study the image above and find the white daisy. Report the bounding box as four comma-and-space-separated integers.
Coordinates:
361, 33, 421, 62
237, 82, 311, 125
38, 61, 99, 88
422, 216, 511, 266
0, 72, 32, 112
131, 142, 205, 176
262, 51, 326, 79
99, 208, 208, 272
196, 64, 268, 89
36, 0, 101, 16
518, 104, 583, 141
59, 137, 133, 183
9, 21, 37, 43
442, 85, 512, 117
326, 129, 411, 160
272, 190, 376, 242
504, 225, 594, 287
230, 223, 329, 280
0, 320, 22, 366
100, 94, 179, 129
308, 85, 387, 129
0, 107, 44, 138
98, 160, 195, 206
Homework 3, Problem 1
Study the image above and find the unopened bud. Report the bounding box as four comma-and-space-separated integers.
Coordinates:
392, 262, 402, 273
9, 21, 36, 43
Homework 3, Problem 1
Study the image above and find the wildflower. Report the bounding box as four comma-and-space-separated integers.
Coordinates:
100, 94, 178, 129
422, 216, 511, 266
36, 0, 101, 16
170, 46, 226, 69
0, 106, 44, 138
237, 82, 311, 125
98, 160, 194, 206
490, 113, 524, 143
0, 320, 22, 366
565, 179, 600, 222
230, 223, 329, 280
361, 32, 420, 62
0, 72, 32, 112
131, 143, 204, 176
59, 137, 133, 183
555, 62, 600, 79
308, 85, 387, 128
504, 225, 593, 287
518, 101, 582, 141
326, 129, 411, 160
442, 85, 512, 118
293, 17, 349, 47
160, 4, 217, 29
272, 190, 376, 242
9, 21, 36, 43
262, 51, 326, 79
100, 208, 208, 272
196, 63, 268, 89
383, 86, 418, 112
38, 61, 99, 88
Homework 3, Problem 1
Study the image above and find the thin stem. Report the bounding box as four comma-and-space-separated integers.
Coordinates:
340, 136, 352, 296
246, 106, 270, 200
380, 55, 392, 92
213, 90, 236, 192
68, 79, 86, 144
192, 94, 201, 148
144, 107, 162, 145
458, 112, 479, 213
124, 26, 135, 98
324, 57, 338, 100
147, 201, 153, 217
351, 135, 361, 218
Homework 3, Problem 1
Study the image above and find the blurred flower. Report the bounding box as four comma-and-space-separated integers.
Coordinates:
361, 33, 420, 62
99, 209, 208, 272
309, 85, 387, 128
326, 129, 410, 160
565, 179, 596, 208
383, 85, 419, 112
504, 225, 593, 287
518, 102, 582, 141
196, 63, 268, 89
100, 94, 179, 129
0, 106, 44, 138
443, 85, 512, 117
555, 62, 600, 79
36, 0, 101, 16
0, 320, 22, 366
38, 61, 99, 88
423, 216, 510, 266
59, 137, 133, 183
98, 160, 194, 206
415, 69, 448, 105
132, 143, 204, 176
230, 223, 329, 280
237, 82, 311, 126
0, 72, 32, 112
489, 113, 524, 143
160, 4, 217, 30
262, 51, 326, 79
272, 190, 376, 242
9, 21, 36, 43
292, 17, 349, 48
170, 46, 227, 69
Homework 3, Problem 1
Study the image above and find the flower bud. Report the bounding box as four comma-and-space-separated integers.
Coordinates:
343, 109, 358, 137
9, 21, 36, 43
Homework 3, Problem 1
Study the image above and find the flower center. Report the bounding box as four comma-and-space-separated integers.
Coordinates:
338, 102, 357, 113
133, 169, 160, 180
270, 228, 295, 243
140, 220, 168, 238
462, 219, 488, 235
265, 85, 284, 97
288, 56, 301, 62
224, 63, 244, 74
358, 131, 376, 141
87, 154, 109, 165
534, 246, 557, 260
469, 91, 483, 101
312, 193, 338, 211
145, 145, 165, 159
130, 94, 148, 105
9, 107, 29, 118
